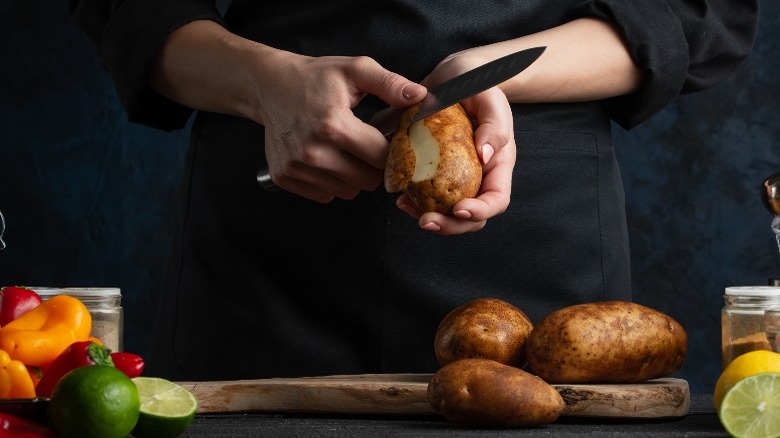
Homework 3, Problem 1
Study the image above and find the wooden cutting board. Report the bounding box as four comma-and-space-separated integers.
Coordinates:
177, 374, 690, 419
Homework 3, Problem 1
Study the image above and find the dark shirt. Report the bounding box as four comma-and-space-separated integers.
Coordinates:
69, 0, 757, 380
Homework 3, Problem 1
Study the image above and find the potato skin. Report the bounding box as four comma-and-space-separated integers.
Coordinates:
384, 103, 417, 193
434, 298, 533, 367
526, 301, 687, 383
428, 358, 564, 428
384, 102, 481, 214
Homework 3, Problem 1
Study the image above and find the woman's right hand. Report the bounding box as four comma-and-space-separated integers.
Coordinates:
250, 53, 426, 202
150, 20, 426, 203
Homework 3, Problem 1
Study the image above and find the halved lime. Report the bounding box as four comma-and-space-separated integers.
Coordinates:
719, 372, 780, 438
131, 377, 198, 438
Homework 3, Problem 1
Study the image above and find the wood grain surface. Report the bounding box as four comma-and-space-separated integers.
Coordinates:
178, 374, 690, 419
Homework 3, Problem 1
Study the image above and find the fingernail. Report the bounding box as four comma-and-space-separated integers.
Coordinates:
421, 221, 441, 231
454, 209, 472, 219
481, 144, 494, 164
402, 83, 425, 100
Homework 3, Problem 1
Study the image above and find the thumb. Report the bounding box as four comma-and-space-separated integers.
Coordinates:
350, 58, 426, 107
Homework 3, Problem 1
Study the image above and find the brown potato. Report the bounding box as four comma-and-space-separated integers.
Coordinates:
384, 102, 481, 214
428, 358, 564, 428
434, 297, 533, 367
525, 301, 687, 383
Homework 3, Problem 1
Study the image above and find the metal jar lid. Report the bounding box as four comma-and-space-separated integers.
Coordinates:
725, 286, 780, 297
60, 287, 121, 297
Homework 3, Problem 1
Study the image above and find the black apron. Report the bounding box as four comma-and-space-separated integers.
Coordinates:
148, 0, 631, 380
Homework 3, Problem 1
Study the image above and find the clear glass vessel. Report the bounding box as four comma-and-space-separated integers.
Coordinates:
35, 287, 124, 352
721, 286, 780, 368
766, 308, 780, 354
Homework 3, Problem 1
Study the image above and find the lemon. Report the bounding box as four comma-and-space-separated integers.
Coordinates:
48, 365, 140, 438
719, 373, 780, 438
715, 350, 780, 412
131, 377, 198, 438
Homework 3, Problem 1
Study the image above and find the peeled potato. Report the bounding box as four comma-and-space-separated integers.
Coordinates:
384, 103, 482, 214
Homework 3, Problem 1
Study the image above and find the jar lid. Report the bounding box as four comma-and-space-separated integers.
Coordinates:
725, 286, 780, 297
28, 287, 63, 298
60, 287, 122, 297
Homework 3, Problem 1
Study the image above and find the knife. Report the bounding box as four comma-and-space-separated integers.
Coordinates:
369, 45, 546, 137
258, 46, 546, 191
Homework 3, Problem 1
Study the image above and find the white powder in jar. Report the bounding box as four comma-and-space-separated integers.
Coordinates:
91, 313, 122, 352
60, 287, 124, 352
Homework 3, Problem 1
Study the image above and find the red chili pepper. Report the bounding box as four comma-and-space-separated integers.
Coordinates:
35, 340, 113, 398
0, 413, 58, 438
0, 286, 42, 327
111, 351, 145, 378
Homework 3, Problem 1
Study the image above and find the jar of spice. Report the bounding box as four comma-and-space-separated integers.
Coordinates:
34, 287, 124, 353
721, 286, 780, 368
766, 308, 780, 354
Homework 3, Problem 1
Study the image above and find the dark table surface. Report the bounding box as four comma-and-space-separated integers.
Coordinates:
182, 394, 727, 437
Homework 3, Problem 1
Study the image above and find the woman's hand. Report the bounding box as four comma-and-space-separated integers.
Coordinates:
394, 17, 644, 234
253, 54, 427, 202
150, 20, 427, 203
395, 54, 516, 235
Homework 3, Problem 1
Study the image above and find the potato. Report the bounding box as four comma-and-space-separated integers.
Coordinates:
525, 301, 687, 383
434, 297, 533, 367
427, 358, 564, 428
384, 102, 481, 214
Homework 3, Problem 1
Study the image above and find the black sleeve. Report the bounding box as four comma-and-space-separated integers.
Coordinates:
69, 0, 225, 131
569, 0, 758, 129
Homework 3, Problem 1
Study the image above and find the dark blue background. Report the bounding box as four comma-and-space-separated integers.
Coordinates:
1, 1, 778, 394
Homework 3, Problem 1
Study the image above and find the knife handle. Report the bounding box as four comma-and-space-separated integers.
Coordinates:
257, 166, 279, 192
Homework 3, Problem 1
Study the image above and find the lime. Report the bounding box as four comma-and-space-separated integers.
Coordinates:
715, 350, 780, 412
49, 364, 140, 438
719, 372, 780, 438
131, 376, 198, 438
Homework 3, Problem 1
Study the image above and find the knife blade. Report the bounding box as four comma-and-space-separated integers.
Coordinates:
369, 46, 546, 137
411, 46, 546, 124
259, 46, 546, 191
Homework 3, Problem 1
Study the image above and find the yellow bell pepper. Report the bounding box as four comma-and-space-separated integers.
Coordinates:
0, 295, 91, 367
0, 349, 36, 398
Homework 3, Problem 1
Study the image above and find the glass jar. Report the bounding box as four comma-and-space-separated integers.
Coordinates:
35, 287, 124, 352
766, 308, 780, 354
721, 286, 780, 369
0, 209, 6, 250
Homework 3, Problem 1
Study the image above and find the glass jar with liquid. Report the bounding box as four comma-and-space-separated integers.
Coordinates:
721, 286, 780, 368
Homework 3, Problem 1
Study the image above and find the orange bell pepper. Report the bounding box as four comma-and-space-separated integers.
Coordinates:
0, 349, 36, 398
26, 365, 41, 388
0, 295, 91, 367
